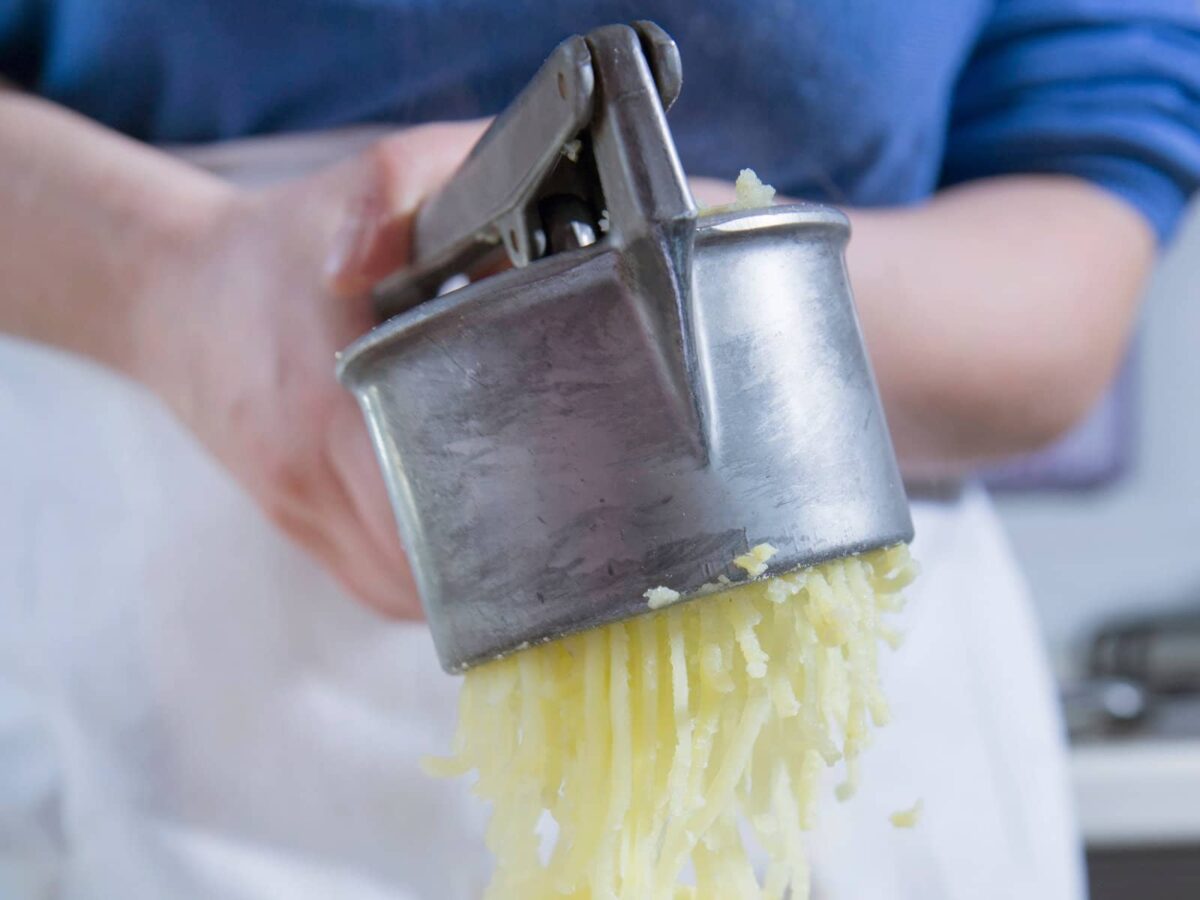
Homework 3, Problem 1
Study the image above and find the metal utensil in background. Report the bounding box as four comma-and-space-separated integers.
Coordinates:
1091, 608, 1200, 695
1063, 677, 1153, 740
1064, 600, 1200, 741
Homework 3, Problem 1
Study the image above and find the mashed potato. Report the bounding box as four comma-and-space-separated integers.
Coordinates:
699, 168, 778, 215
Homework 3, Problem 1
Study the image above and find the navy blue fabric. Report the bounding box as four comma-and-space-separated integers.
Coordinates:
2, 0, 1199, 238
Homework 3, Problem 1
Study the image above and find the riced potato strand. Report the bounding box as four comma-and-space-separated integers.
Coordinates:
426, 544, 916, 899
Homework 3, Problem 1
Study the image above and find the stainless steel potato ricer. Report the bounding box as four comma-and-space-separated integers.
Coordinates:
337, 22, 913, 672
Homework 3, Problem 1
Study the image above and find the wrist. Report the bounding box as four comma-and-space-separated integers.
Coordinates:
123, 164, 238, 389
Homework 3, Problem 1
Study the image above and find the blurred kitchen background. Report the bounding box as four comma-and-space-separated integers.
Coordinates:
984, 199, 1200, 898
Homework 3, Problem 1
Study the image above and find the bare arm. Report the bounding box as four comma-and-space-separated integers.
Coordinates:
694, 175, 1155, 480
0, 89, 230, 375
0, 88, 1154, 613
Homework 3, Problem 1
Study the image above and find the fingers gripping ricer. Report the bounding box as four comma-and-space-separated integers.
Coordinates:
337, 22, 913, 672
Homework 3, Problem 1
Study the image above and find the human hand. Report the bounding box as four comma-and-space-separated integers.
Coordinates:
133, 121, 488, 618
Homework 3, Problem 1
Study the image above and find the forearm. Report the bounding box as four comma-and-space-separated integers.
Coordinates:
0, 94, 1155, 480
848, 176, 1152, 479
0, 89, 230, 376
695, 174, 1154, 478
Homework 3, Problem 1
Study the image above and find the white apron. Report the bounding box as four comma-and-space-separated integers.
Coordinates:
0, 130, 1085, 900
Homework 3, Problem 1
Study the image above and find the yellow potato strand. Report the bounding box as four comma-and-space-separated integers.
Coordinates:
426, 544, 916, 899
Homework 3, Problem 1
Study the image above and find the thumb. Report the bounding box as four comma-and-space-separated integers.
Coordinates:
324, 118, 491, 299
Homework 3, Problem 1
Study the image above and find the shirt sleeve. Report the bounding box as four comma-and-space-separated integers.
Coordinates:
943, 0, 1200, 243
0, 1, 45, 89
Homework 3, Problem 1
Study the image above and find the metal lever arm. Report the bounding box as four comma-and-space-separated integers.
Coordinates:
585, 23, 694, 246
372, 21, 687, 320
373, 37, 594, 318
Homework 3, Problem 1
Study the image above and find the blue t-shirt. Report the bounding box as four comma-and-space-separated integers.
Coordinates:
2, 0, 1199, 240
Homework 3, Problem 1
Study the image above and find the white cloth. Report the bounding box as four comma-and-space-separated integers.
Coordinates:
0, 131, 1085, 900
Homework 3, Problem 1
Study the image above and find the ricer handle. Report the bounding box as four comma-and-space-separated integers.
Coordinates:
372, 21, 694, 320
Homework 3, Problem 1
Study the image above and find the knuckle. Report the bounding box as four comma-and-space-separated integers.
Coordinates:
362, 136, 412, 209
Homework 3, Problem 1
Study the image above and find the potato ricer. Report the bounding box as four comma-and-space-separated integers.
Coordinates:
337, 22, 912, 672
